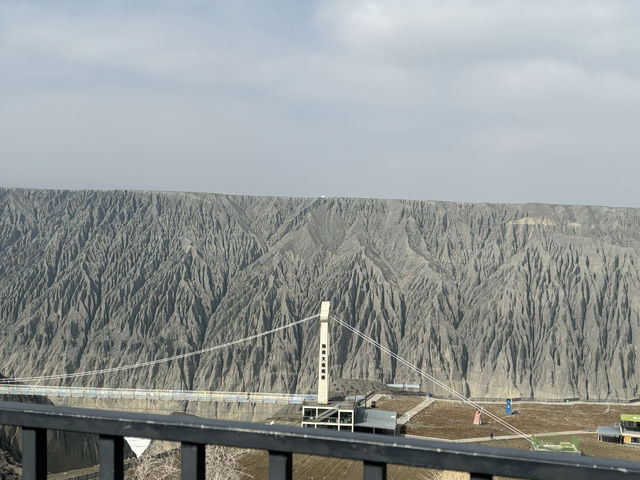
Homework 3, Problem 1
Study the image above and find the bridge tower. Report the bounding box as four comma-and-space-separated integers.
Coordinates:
318, 301, 330, 405
303, 300, 397, 434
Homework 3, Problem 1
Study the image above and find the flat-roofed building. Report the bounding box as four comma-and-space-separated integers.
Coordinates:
597, 425, 622, 444
302, 400, 397, 435
621, 414, 640, 444
353, 407, 397, 435
302, 401, 356, 431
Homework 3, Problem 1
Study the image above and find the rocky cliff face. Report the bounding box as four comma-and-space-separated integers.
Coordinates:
1, 188, 639, 400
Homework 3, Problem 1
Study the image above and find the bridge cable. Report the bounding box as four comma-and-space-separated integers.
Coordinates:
331, 315, 533, 444
0, 314, 318, 384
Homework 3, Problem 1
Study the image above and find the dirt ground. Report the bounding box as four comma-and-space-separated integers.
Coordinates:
373, 394, 425, 415
240, 450, 466, 480
478, 434, 640, 462
236, 399, 640, 478
406, 400, 640, 440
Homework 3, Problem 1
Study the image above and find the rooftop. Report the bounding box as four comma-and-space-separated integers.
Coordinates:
598, 426, 622, 437
621, 414, 640, 422
354, 408, 397, 431
305, 400, 356, 410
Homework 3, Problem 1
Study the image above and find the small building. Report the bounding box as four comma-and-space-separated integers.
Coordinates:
597, 426, 622, 444
302, 401, 396, 435
353, 407, 397, 435
621, 414, 640, 445
302, 401, 356, 432
596, 415, 640, 445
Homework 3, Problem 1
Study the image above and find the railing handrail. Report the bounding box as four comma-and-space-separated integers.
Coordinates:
1, 401, 640, 479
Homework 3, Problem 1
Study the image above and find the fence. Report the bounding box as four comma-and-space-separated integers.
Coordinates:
64, 447, 181, 480
1, 400, 640, 480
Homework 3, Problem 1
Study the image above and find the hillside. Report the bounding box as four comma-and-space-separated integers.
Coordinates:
1, 188, 639, 399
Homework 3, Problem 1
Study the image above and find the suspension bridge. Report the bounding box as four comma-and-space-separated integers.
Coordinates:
0, 302, 534, 445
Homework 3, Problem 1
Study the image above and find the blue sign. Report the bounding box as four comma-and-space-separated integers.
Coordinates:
505, 399, 512, 415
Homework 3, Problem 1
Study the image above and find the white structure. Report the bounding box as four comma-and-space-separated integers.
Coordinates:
318, 301, 330, 404
302, 401, 397, 435
303, 301, 397, 435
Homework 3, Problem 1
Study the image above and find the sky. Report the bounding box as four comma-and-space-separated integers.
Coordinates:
1, 0, 640, 207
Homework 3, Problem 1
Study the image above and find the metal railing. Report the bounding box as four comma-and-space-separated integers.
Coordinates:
64, 447, 181, 480
1, 401, 640, 480
0, 384, 317, 404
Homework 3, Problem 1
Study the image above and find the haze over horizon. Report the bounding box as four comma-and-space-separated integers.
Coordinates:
2, 1, 639, 208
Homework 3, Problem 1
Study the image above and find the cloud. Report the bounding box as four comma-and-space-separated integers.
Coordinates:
1, 0, 640, 206
315, 1, 640, 69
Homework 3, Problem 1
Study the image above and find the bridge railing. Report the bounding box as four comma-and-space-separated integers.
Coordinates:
1, 401, 639, 480
0, 384, 317, 404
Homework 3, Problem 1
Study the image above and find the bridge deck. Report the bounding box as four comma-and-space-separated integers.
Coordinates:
0, 384, 317, 404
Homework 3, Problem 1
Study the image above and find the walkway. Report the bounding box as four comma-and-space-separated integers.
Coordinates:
365, 393, 384, 407
405, 429, 594, 443
397, 397, 435, 425
453, 429, 594, 443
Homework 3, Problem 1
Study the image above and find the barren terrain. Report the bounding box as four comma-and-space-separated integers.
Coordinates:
240, 398, 640, 478
3, 189, 640, 400
373, 394, 425, 414
240, 450, 463, 480
5, 188, 640, 476
406, 400, 640, 441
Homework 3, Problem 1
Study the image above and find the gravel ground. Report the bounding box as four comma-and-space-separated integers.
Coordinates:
373, 394, 426, 415
406, 400, 640, 461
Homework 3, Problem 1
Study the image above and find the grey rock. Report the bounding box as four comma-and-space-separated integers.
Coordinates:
0, 189, 639, 401
0, 446, 20, 480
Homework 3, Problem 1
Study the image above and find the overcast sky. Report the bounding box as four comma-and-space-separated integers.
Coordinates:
1, 1, 640, 206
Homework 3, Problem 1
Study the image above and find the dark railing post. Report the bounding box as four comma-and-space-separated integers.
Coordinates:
99, 435, 124, 480
269, 450, 292, 480
22, 427, 47, 480
181, 442, 205, 480
363, 460, 386, 480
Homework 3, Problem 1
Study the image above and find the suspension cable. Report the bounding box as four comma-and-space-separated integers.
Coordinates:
331, 315, 533, 444
1, 314, 318, 384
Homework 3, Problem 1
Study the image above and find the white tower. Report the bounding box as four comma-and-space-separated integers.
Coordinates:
318, 301, 330, 405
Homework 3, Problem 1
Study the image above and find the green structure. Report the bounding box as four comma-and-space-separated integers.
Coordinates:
530, 435, 581, 454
